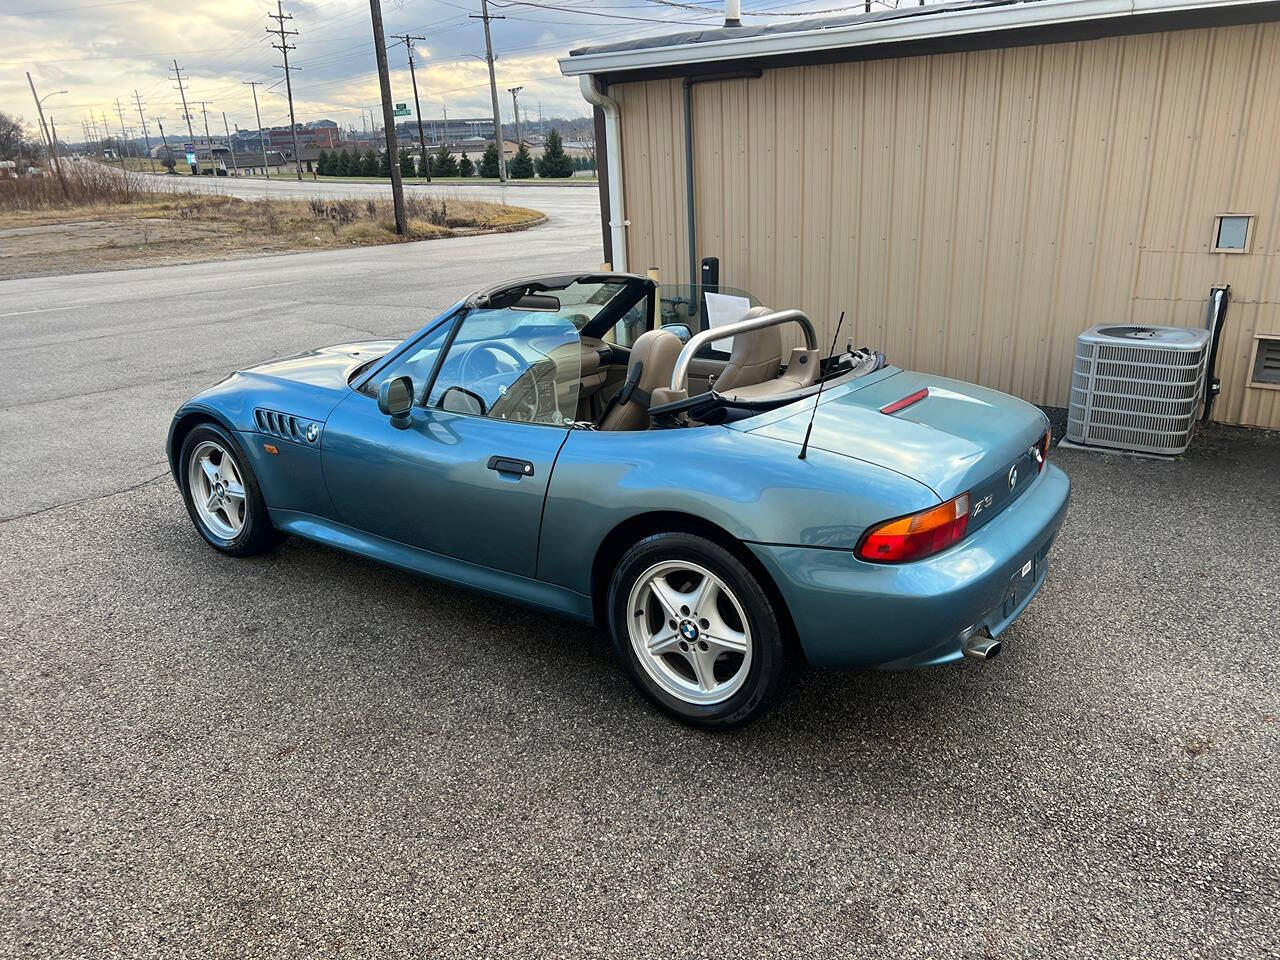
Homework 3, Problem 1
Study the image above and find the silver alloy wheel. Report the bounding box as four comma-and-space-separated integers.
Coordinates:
626, 560, 753, 706
188, 439, 247, 540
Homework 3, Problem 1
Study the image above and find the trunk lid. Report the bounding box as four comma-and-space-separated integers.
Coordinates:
745, 369, 1048, 500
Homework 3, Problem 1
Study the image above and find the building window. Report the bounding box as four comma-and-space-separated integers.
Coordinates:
1251, 336, 1280, 387
1212, 214, 1253, 253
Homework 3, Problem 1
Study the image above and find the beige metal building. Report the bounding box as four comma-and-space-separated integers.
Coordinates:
561, 0, 1280, 429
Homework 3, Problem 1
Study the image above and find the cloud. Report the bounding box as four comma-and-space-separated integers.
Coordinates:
0, 0, 720, 136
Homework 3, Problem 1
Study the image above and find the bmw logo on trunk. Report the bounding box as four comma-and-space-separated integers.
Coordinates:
1008, 464, 1019, 490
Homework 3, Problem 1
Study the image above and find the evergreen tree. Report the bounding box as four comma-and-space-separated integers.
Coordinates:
535, 128, 574, 178
508, 142, 534, 179
361, 148, 378, 177
378, 147, 393, 178
432, 141, 458, 177
478, 141, 501, 178
459, 151, 474, 177
399, 148, 414, 178
336, 149, 351, 175
317, 149, 329, 175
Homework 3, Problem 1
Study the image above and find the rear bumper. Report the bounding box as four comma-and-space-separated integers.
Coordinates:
749, 463, 1070, 669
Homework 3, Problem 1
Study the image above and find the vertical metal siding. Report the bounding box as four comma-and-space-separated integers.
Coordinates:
611, 22, 1280, 428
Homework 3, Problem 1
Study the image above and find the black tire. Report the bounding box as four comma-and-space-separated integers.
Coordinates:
607, 532, 790, 729
178, 422, 282, 557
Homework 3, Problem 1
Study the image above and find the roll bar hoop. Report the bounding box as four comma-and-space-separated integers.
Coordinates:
668, 309, 818, 392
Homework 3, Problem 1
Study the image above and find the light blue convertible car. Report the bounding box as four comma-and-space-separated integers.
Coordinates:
168, 272, 1069, 727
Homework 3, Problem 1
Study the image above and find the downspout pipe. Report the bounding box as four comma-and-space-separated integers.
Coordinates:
579, 75, 627, 272
683, 77, 697, 297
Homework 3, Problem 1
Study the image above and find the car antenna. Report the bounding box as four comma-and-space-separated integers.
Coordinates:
798, 310, 845, 462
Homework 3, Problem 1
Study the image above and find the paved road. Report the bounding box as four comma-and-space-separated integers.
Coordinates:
136, 167, 602, 221
0, 187, 602, 521
2, 217, 1278, 957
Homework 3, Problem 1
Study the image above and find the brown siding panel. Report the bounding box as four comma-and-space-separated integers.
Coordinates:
610, 22, 1280, 428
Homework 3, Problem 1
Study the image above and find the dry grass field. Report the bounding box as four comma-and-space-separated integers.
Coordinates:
0, 164, 543, 279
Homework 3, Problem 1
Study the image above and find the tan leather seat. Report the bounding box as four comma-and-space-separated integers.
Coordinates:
599, 329, 683, 431
711, 306, 784, 394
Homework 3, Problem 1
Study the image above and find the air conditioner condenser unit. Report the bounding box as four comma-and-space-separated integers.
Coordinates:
1066, 324, 1210, 456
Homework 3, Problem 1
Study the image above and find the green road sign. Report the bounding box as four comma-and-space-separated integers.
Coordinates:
393, 103, 410, 117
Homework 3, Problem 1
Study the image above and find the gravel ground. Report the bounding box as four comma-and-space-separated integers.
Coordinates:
1, 424, 1277, 959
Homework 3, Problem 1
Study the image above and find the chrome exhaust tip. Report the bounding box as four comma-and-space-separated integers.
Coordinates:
962, 632, 1002, 661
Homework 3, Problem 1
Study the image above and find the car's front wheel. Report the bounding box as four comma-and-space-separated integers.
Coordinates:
179, 423, 280, 556
607, 532, 791, 729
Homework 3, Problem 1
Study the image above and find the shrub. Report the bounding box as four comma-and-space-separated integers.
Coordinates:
508, 143, 534, 179
478, 141, 501, 178
459, 152, 474, 177
431, 142, 458, 177
536, 129, 574, 178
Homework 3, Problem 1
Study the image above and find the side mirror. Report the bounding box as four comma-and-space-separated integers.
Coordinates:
437, 385, 487, 416
378, 375, 414, 429
663, 322, 693, 344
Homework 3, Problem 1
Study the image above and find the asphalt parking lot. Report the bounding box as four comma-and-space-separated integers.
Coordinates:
2, 220, 1278, 956
4, 429, 1278, 958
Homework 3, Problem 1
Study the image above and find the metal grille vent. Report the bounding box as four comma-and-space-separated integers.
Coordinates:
1067, 324, 1210, 455
1253, 338, 1280, 386
254, 408, 317, 444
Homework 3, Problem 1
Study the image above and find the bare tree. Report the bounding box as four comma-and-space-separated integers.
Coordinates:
0, 112, 39, 162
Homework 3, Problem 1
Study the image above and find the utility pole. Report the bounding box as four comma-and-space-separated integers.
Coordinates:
397, 33, 430, 181
368, 0, 406, 234
267, 0, 303, 181
472, 0, 506, 181
100, 110, 120, 166
114, 97, 131, 165
156, 117, 173, 173
26, 73, 65, 184
195, 101, 214, 173
508, 85, 523, 149
132, 90, 157, 174
170, 60, 198, 174
243, 81, 270, 178
222, 112, 239, 177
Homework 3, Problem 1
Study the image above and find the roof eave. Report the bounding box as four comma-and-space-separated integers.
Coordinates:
558, 0, 1269, 77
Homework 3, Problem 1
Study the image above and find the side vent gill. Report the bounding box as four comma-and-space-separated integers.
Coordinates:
254, 408, 317, 444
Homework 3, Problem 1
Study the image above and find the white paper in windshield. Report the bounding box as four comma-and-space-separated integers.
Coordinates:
703, 292, 752, 350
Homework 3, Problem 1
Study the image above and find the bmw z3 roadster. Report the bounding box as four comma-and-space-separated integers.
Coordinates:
168, 271, 1069, 728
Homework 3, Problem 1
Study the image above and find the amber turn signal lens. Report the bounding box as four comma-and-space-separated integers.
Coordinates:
263, 443, 279, 455
856, 493, 971, 563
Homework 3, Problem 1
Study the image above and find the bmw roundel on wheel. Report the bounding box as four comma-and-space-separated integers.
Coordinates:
168, 272, 1069, 728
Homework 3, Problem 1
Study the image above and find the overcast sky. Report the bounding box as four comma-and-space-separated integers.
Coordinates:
1, 0, 865, 141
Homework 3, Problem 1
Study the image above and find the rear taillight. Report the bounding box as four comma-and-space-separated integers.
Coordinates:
1034, 428, 1051, 473
856, 493, 971, 563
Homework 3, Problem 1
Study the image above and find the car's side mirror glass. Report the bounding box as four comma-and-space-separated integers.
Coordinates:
437, 385, 486, 416
378, 375, 414, 429
663, 322, 693, 344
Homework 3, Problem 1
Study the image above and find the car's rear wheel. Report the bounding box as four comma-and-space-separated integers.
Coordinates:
179, 423, 280, 557
607, 532, 790, 729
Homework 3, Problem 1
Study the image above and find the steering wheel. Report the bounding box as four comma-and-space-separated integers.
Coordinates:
456, 340, 529, 387
451, 340, 545, 422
